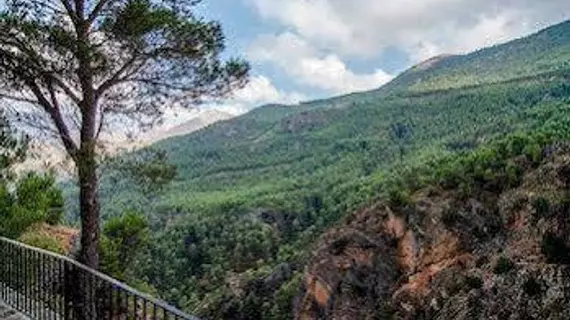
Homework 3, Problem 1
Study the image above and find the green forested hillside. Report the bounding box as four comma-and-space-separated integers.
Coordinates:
378, 19, 570, 94
64, 20, 570, 319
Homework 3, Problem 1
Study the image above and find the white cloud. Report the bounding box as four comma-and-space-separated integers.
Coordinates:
246, 0, 570, 95
199, 75, 306, 116
248, 32, 393, 94
251, 0, 353, 51
158, 75, 306, 126
248, 0, 570, 62
231, 75, 305, 106
298, 55, 392, 92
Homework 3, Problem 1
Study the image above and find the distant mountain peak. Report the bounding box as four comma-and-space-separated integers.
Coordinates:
15, 108, 235, 177
154, 109, 234, 141
411, 54, 456, 71
373, 19, 570, 95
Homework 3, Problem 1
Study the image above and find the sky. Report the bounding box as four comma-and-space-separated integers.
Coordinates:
193, 0, 570, 115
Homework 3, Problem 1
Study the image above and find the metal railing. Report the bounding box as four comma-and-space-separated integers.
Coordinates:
0, 236, 199, 320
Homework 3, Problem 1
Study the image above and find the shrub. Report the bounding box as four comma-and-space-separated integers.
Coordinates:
457, 182, 476, 200
464, 275, 484, 290
476, 255, 489, 268
541, 232, 570, 264
442, 209, 462, 228
267, 273, 303, 320
99, 235, 122, 279
532, 197, 550, 220
387, 187, 412, 208
493, 256, 514, 274
16, 173, 64, 223
505, 162, 524, 187
446, 139, 477, 152
375, 301, 396, 320
522, 277, 542, 297
18, 232, 65, 254
505, 135, 529, 157
45, 207, 63, 225
100, 211, 150, 281
523, 142, 543, 165
0, 173, 64, 237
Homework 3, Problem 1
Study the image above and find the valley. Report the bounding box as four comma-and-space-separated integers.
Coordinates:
55, 20, 570, 319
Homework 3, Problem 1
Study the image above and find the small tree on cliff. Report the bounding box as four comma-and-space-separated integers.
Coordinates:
0, 0, 249, 269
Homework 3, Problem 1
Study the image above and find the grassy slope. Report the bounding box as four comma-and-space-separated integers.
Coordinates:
63, 20, 570, 318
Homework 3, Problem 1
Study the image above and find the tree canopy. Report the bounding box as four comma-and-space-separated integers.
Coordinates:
0, 0, 249, 268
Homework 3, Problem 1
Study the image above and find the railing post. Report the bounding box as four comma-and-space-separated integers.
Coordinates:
65, 263, 92, 320
0, 240, 5, 301
63, 262, 84, 320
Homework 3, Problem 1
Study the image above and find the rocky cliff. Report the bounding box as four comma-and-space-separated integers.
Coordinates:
296, 144, 570, 319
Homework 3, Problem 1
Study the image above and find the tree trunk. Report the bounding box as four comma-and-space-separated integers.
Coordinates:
77, 144, 100, 270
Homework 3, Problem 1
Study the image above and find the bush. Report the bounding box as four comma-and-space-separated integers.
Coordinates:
442, 209, 462, 228
16, 173, 64, 223
100, 211, 150, 281
45, 207, 63, 226
2, 206, 45, 238
387, 187, 412, 208
505, 162, 524, 187
522, 277, 542, 297
523, 142, 543, 165
493, 256, 514, 274
532, 197, 550, 220
446, 139, 477, 152
265, 273, 303, 320
464, 275, 484, 290
18, 232, 65, 254
0, 173, 64, 237
375, 301, 396, 320
99, 235, 122, 279
457, 182, 475, 200
541, 232, 570, 264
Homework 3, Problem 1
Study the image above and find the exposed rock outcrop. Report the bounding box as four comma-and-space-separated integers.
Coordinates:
296, 146, 570, 319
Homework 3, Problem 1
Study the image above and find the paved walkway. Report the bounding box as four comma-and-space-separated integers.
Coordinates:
0, 302, 28, 320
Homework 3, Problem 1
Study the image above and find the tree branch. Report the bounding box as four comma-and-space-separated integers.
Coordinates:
95, 106, 105, 140
27, 78, 79, 160
51, 75, 82, 104
87, 0, 114, 25
95, 54, 142, 97
29, 0, 67, 16
74, 0, 86, 20
59, 0, 78, 23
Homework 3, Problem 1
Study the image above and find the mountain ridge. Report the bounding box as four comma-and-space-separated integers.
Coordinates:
375, 19, 570, 94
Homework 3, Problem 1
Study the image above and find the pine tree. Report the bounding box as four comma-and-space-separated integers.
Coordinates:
0, 0, 249, 268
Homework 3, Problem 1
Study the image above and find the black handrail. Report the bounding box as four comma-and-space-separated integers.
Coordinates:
0, 236, 199, 320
